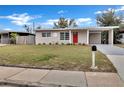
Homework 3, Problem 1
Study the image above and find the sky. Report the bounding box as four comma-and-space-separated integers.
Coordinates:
0, 5, 123, 31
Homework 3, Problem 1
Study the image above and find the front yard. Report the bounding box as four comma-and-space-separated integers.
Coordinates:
0, 45, 116, 72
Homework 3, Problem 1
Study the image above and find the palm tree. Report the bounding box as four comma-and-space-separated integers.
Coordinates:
53, 17, 77, 28
69, 19, 78, 27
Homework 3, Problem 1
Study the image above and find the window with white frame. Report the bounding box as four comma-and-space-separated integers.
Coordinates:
60, 32, 69, 40
42, 32, 51, 37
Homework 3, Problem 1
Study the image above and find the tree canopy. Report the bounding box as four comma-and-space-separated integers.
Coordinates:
96, 9, 123, 26
96, 9, 124, 44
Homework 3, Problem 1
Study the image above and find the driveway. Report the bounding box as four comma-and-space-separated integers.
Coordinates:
96, 45, 124, 55
96, 44, 124, 81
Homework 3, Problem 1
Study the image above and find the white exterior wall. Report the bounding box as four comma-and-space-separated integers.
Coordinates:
77, 31, 87, 44
36, 30, 101, 45
36, 31, 70, 45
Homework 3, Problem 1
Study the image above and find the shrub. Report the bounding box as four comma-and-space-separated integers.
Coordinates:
66, 43, 71, 45
43, 43, 46, 45
82, 43, 86, 46
38, 43, 41, 45
61, 42, 64, 45
49, 42, 52, 45
10, 32, 18, 44
55, 42, 59, 45
78, 43, 82, 45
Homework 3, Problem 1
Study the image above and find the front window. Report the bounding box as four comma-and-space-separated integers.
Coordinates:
42, 32, 51, 37
60, 32, 69, 40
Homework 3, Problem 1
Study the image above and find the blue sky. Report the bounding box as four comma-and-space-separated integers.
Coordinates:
0, 5, 123, 31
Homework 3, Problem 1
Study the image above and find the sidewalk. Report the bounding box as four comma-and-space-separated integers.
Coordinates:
0, 44, 7, 47
0, 66, 123, 87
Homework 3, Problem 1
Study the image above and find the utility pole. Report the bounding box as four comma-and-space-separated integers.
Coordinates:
32, 22, 35, 34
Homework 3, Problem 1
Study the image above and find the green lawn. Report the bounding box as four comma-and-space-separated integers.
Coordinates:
0, 45, 116, 72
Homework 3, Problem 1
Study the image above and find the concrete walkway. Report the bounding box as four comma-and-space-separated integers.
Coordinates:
0, 44, 7, 47
0, 66, 123, 87
96, 45, 124, 82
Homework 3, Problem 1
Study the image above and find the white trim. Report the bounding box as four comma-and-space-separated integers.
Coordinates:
69, 30, 72, 43
111, 29, 114, 45
87, 29, 89, 44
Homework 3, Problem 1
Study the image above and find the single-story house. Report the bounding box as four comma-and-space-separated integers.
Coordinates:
35, 26, 119, 45
0, 30, 35, 44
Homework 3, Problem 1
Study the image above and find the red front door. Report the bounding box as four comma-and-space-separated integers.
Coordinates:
73, 32, 78, 44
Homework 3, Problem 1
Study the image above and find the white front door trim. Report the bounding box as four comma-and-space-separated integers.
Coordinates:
69, 30, 72, 43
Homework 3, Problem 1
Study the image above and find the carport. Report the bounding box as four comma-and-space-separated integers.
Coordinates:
88, 26, 119, 45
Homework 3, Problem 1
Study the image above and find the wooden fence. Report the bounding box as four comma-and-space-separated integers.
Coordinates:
16, 35, 35, 45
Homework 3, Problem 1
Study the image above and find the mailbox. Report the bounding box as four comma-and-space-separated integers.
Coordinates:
92, 45, 97, 51
91, 45, 98, 69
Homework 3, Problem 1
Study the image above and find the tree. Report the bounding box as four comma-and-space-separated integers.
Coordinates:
36, 26, 42, 29
96, 9, 123, 44
10, 32, 18, 44
23, 24, 32, 33
119, 24, 124, 30
53, 18, 77, 28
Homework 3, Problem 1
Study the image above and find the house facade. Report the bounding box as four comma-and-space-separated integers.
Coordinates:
35, 26, 119, 45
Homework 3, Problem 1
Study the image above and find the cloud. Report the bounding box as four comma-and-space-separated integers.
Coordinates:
41, 19, 58, 26
39, 19, 59, 28
0, 13, 42, 26
115, 6, 124, 12
95, 6, 124, 14
3, 28, 12, 30
58, 10, 67, 14
94, 8, 113, 14
76, 18, 92, 25
94, 11, 102, 14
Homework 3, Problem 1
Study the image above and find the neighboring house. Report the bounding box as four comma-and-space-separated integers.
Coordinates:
0, 30, 35, 44
35, 26, 119, 45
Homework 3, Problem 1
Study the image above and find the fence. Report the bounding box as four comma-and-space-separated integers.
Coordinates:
16, 36, 35, 45
0, 38, 9, 44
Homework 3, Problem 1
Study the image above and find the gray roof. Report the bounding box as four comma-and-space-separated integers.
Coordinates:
0, 30, 34, 35
35, 26, 119, 32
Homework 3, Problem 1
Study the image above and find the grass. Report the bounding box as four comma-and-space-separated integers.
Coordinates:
0, 45, 116, 72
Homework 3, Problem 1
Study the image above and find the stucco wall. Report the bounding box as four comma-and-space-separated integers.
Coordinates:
89, 33, 101, 44
36, 30, 70, 44
108, 30, 113, 44
77, 31, 87, 44
36, 30, 88, 45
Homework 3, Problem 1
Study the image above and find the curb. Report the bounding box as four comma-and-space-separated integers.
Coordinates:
0, 64, 53, 70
